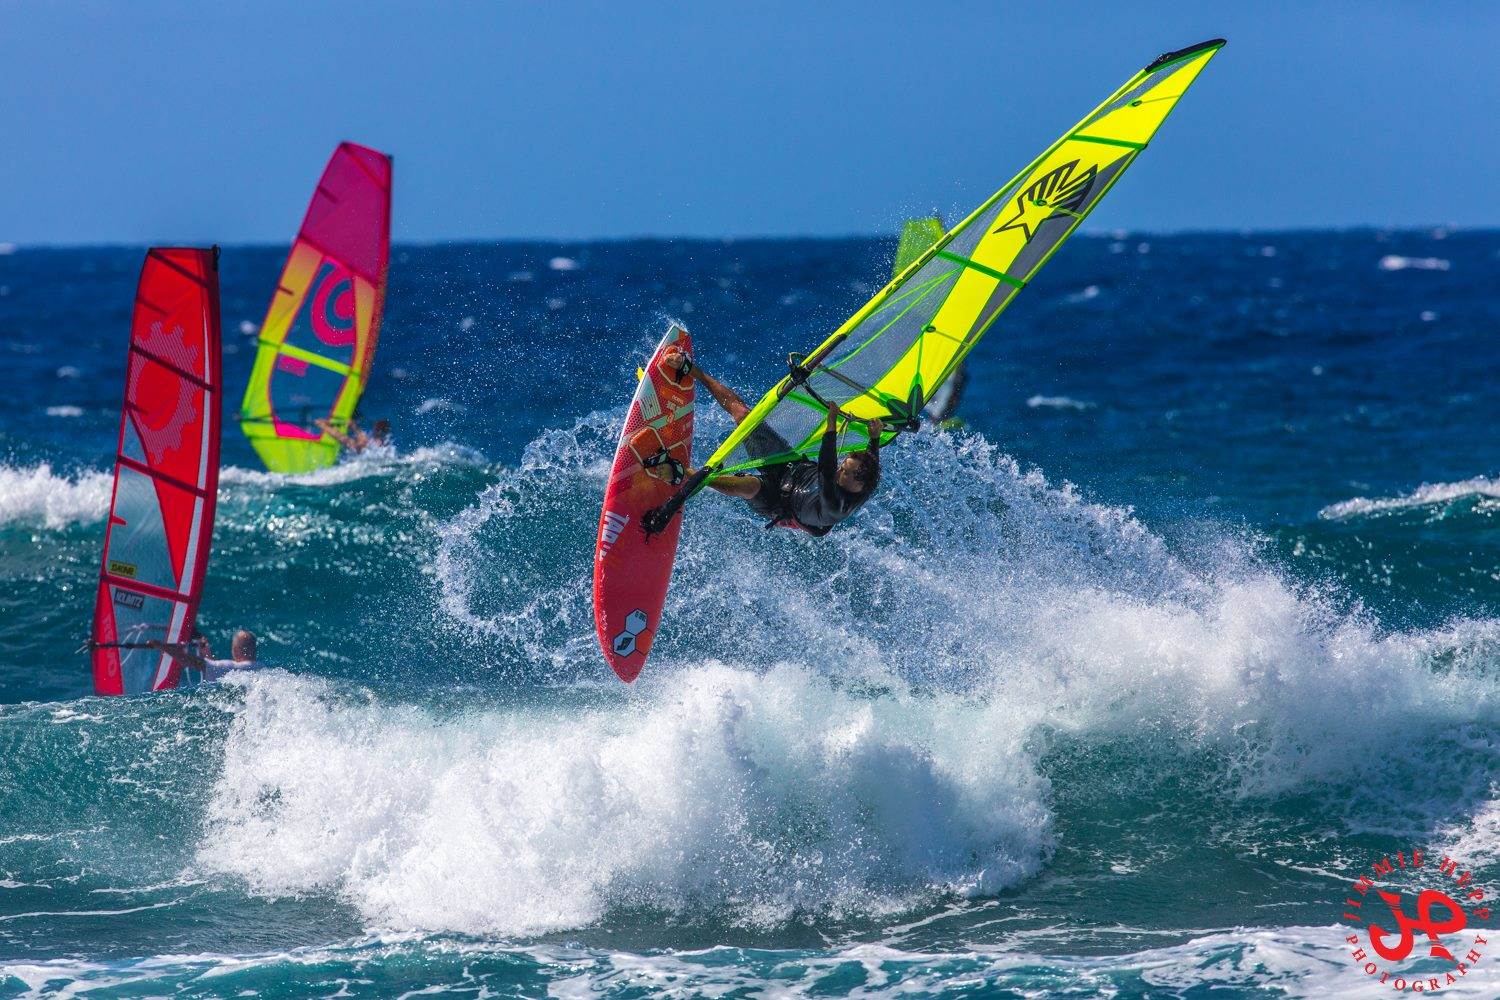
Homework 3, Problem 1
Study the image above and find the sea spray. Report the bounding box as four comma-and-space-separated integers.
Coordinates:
0, 463, 111, 528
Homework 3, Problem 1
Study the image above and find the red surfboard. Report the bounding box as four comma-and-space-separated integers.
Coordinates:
593, 323, 694, 682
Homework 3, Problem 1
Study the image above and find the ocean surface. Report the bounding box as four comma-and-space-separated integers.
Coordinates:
0, 230, 1496, 997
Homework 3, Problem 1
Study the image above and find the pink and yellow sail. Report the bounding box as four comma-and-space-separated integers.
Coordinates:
240, 142, 392, 473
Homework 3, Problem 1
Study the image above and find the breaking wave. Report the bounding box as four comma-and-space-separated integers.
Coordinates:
1320, 475, 1500, 519
0, 463, 112, 527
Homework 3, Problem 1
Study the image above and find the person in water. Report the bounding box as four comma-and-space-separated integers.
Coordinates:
314, 417, 390, 454
148, 629, 267, 682
662, 347, 882, 535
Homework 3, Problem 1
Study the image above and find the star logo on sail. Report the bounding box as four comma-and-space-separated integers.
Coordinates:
994, 159, 1098, 242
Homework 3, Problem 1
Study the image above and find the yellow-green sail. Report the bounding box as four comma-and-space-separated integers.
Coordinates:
894, 217, 945, 276
692, 39, 1223, 484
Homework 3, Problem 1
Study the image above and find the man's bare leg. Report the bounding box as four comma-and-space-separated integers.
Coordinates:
705, 474, 761, 499
664, 347, 750, 424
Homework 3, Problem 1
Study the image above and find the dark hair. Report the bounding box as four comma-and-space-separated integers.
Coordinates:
372, 419, 391, 439
845, 449, 880, 495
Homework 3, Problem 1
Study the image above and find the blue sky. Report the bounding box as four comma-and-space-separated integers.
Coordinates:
2, 1, 1496, 244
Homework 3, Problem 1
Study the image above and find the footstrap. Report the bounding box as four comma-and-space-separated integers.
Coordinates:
641, 449, 686, 486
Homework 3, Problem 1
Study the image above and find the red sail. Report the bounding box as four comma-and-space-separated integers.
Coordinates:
91, 248, 223, 696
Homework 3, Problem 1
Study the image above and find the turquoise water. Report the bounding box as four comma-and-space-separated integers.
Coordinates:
0, 232, 1496, 997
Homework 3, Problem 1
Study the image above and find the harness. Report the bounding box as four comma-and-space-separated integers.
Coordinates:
758, 463, 813, 533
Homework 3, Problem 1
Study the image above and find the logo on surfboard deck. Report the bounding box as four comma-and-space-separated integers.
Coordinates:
612, 608, 649, 657
598, 510, 629, 559
113, 590, 145, 610
108, 560, 138, 579
1338, 846, 1491, 992
637, 376, 662, 422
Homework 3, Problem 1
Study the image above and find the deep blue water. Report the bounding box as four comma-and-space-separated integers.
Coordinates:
0, 231, 1497, 997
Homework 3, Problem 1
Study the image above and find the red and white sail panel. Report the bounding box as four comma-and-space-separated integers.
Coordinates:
91, 248, 223, 696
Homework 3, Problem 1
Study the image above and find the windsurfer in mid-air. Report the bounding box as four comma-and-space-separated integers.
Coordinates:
148, 629, 267, 682
314, 417, 390, 455
661, 347, 881, 535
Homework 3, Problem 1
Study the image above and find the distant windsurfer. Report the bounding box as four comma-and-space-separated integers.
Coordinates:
662, 348, 881, 535
148, 629, 267, 682
314, 417, 390, 455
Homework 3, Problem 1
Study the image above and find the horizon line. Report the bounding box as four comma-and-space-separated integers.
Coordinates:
1, 223, 1489, 253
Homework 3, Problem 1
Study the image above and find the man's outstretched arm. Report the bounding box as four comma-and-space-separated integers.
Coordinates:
663, 347, 751, 424
146, 640, 207, 672
314, 418, 360, 451
818, 405, 843, 502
